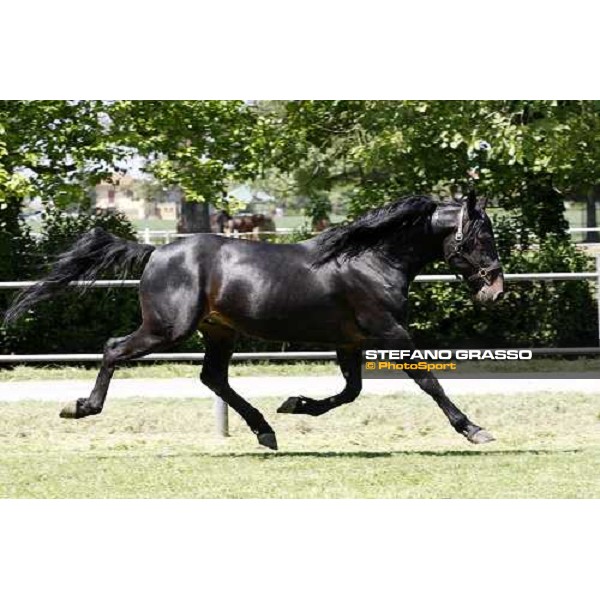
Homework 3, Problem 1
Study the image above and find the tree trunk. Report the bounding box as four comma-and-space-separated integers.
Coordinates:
177, 195, 211, 233
585, 186, 600, 243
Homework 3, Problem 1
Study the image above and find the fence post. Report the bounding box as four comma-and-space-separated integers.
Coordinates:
214, 397, 229, 438
596, 255, 600, 346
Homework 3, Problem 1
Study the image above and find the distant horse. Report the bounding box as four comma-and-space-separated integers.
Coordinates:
312, 216, 331, 232
4, 193, 503, 450
209, 210, 232, 234
211, 210, 276, 240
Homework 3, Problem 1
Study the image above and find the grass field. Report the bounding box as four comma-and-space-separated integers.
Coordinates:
1, 391, 599, 498
2, 356, 600, 382
0, 362, 339, 381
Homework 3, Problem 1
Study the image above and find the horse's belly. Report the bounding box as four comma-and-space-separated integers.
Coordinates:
206, 305, 361, 344
205, 267, 363, 344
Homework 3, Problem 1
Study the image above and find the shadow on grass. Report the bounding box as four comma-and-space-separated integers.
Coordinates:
85, 447, 586, 461
214, 448, 585, 460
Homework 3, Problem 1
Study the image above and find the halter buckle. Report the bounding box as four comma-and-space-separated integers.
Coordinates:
479, 268, 492, 285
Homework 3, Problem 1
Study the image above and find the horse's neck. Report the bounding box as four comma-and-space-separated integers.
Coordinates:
379, 227, 444, 278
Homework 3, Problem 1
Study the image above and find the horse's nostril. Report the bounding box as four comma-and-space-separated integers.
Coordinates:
493, 290, 504, 302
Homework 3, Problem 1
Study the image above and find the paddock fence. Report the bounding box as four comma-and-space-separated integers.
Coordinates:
2, 259, 600, 362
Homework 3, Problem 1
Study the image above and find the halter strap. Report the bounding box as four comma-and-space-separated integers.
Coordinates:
455, 203, 465, 243
465, 258, 503, 285
448, 203, 502, 286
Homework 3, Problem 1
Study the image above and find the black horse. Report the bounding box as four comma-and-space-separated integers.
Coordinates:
4, 193, 504, 450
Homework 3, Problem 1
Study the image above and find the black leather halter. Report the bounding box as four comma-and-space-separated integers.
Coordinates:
448, 204, 502, 286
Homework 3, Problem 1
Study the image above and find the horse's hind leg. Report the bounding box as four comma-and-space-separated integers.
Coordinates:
277, 348, 362, 416
200, 324, 277, 450
59, 326, 175, 419
60, 243, 207, 419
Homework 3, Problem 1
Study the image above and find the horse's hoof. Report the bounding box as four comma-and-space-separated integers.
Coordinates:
277, 396, 307, 414
59, 400, 80, 419
277, 397, 300, 414
467, 428, 495, 444
257, 432, 278, 451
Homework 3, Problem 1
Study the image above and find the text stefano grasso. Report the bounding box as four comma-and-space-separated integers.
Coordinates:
364, 350, 533, 361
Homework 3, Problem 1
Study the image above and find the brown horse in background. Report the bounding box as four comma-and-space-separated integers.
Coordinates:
211, 210, 276, 240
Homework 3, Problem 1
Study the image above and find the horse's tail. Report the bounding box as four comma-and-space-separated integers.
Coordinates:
3, 227, 155, 325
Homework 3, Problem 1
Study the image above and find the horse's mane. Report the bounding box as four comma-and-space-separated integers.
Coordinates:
313, 195, 437, 265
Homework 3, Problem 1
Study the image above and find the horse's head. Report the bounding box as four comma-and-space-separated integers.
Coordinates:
211, 210, 231, 233
432, 193, 504, 304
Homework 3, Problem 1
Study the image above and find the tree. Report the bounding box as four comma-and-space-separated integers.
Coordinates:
0, 101, 125, 284
106, 101, 266, 231
0, 100, 271, 231
4, 100, 600, 239
0, 101, 126, 207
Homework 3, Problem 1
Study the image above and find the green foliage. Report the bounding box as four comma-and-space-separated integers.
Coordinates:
304, 193, 332, 227
0, 197, 35, 282
1, 209, 142, 354
264, 100, 600, 237
0, 101, 125, 208
2, 208, 596, 353
0, 100, 266, 216
106, 100, 263, 206
0, 196, 36, 352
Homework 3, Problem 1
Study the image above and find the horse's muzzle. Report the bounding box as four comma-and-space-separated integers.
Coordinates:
475, 273, 504, 304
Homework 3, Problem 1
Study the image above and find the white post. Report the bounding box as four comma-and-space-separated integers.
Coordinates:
214, 397, 229, 438
596, 255, 600, 346
144, 227, 151, 245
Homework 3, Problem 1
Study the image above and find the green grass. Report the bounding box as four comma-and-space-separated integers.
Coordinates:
2, 357, 599, 383
1, 392, 599, 498
131, 218, 176, 232
0, 362, 339, 381
273, 214, 346, 229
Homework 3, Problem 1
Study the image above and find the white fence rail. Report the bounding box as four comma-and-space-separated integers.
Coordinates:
2, 261, 600, 356
1, 271, 598, 291
569, 227, 600, 233
0, 351, 338, 363
2, 348, 600, 365
137, 228, 307, 245
135, 227, 600, 246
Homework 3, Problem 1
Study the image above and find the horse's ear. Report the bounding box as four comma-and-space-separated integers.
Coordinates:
466, 189, 477, 216
465, 188, 488, 213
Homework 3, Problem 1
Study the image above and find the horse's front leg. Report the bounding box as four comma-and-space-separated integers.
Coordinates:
402, 367, 494, 444
277, 348, 362, 416
362, 312, 494, 444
